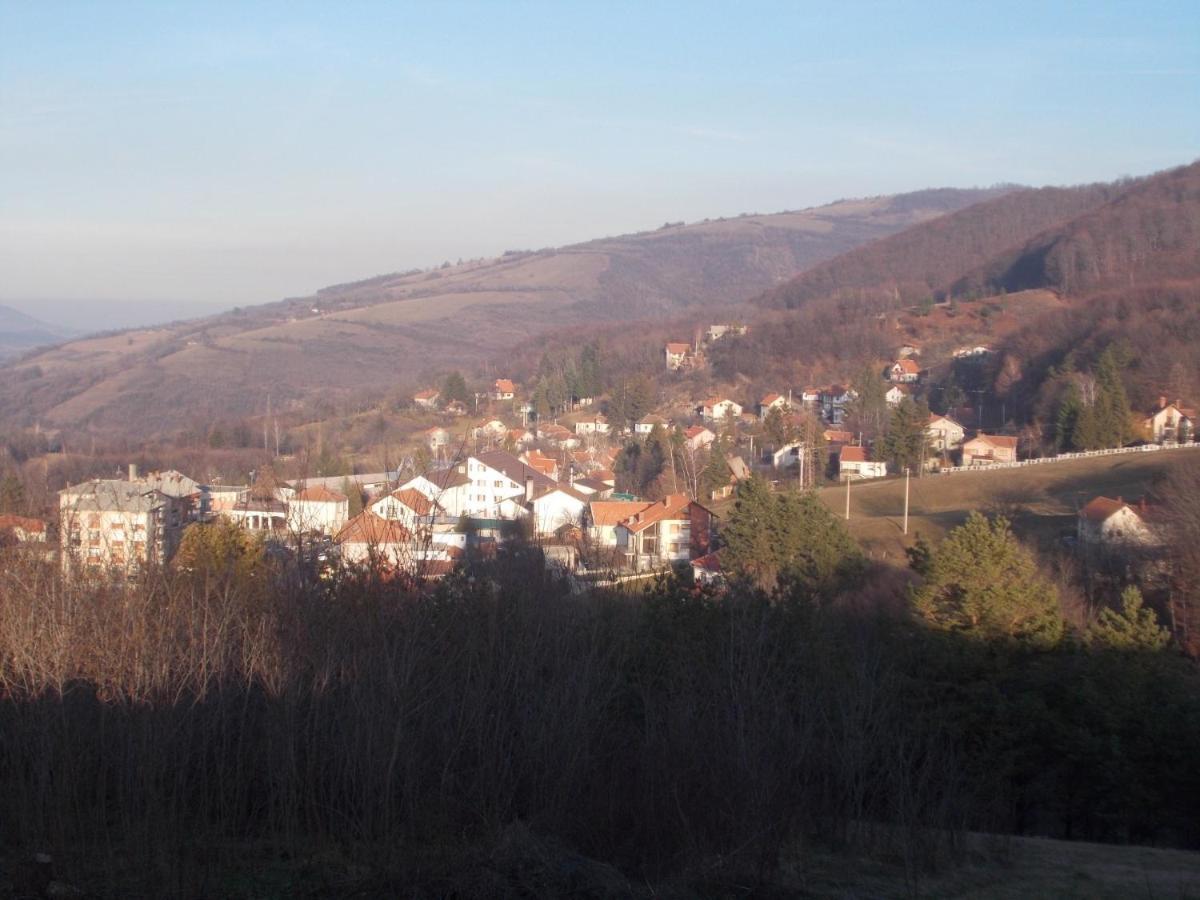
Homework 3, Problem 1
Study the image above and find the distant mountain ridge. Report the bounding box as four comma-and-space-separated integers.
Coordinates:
0, 186, 1008, 437
0, 304, 75, 361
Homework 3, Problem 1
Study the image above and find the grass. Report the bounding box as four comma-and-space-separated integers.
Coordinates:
815, 449, 1197, 562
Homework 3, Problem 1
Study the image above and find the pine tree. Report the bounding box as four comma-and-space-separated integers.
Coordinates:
342, 478, 364, 517
720, 475, 781, 586
880, 398, 931, 472
441, 371, 470, 405
911, 512, 1063, 647
699, 449, 732, 500
1089, 586, 1170, 651
1055, 383, 1082, 451
1094, 345, 1133, 448
0, 474, 25, 515
1072, 402, 1100, 451
763, 406, 787, 447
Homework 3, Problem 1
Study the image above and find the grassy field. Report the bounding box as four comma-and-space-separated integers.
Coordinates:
815, 449, 1199, 563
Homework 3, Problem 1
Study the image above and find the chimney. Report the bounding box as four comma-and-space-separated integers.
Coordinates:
1159, 395, 1168, 409
525, 474, 535, 503
128, 463, 138, 481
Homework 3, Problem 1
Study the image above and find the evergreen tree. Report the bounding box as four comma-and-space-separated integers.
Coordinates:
1094, 345, 1133, 448
845, 367, 889, 440
0, 474, 25, 515
911, 512, 1063, 647
720, 475, 780, 586
342, 477, 364, 517
441, 371, 470, 406
1071, 402, 1100, 451
1090, 586, 1170, 651
699, 449, 732, 500
1055, 383, 1081, 451
763, 406, 788, 447
880, 398, 931, 472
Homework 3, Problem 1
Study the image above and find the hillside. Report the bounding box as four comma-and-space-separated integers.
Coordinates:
0, 188, 1005, 438
756, 181, 1128, 310
0, 304, 75, 361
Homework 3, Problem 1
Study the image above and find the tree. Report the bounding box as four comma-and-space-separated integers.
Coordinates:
0, 474, 25, 515
880, 398, 931, 472
1055, 382, 1081, 451
1090, 586, 1170, 651
763, 406, 788, 447
441, 371, 470, 406
699, 449, 731, 500
175, 519, 265, 579
911, 512, 1063, 648
1093, 345, 1133, 448
845, 367, 889, 440
342, 477, 364, 517
719, 475, 779, 586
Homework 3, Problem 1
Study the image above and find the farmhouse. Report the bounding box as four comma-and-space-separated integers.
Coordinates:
413, 389, 440, 410
962, 433, 1018, 466
491, 379, 516, 401
838, 446, 886, 480
664, 342, 693, 371
888, 359, 921, 383
700, 397, 743, 422
926, 414, 966, 453
1143, 397, 1196, 443
286, 485, 349, 536
1077, 496, 1160, 548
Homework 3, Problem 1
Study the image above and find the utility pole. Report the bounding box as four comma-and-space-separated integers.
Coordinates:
903, 467, 910, 535
844, 474, 851, 520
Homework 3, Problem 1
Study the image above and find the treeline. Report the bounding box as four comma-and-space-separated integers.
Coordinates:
2, 488, 1200, 893
758, 181, 1125, 311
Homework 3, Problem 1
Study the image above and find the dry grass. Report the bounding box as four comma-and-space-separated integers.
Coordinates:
816, 450, 1194, 562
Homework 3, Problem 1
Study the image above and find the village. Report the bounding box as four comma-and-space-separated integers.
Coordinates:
3, 323, 1194, 588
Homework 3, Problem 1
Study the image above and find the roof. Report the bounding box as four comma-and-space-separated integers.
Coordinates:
493, 378, 516, 393
474, 450, 557, 494
573, 476, 609, 493
1079, 496, 1145, 524
823, 430, 854, 443
588, 500, 651, 527
413, 389, 439, 400
0, 515, 46, 534
840, 446, 868, 463
761, 393, 783, 405
704, 397, 736, 407
928, 414, 963, 428
620, 494, 699, 535
685, 425, 714, 439
389, 488, 440, 516
410, 468, 471, 491
60, 479, 166, 514
893, 359, 921, 374
665, 342, 691, 353
296, 485, 347, 503
691, 551, 722, 573
531, 483, 590, 505
336, 512, 411, 545
139, 470, 201, 498
966, 433, 1019, 450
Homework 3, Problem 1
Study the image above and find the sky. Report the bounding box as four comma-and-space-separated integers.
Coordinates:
1, 1, 1198, 330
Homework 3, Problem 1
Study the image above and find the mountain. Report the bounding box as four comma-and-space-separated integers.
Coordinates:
756, 181, 1129, 310
0, 304, 75, 361
0, 187, 1008, 437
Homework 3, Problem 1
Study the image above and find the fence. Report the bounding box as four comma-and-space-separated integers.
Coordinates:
935, 440, 1200, 476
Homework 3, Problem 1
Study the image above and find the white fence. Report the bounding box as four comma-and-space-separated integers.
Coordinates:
936, 441, 1200, 476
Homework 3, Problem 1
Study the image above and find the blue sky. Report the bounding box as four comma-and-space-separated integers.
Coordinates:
1, 1, 1197, 327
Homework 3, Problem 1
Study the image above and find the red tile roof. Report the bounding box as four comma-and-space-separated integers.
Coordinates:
296, 485, 348, 503
0, 515, 46, 534
619, 493, 698, 535
893, 359, 921, 375
336, 512, 411, 545
493, 379, 515, 393
588, 500, 650, 527
389, 488, 440, 516
840, 446, 867, 463
1079, 496, 1144, 523
968, 433, 1018, 450
665, 342, 691, 354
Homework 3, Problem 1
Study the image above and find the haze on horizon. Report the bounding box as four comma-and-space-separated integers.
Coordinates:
2, 0, 1198, 330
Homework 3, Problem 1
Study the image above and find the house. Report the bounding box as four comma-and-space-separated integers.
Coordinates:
819, 386, 857, 424
424, 426, 450, 452
413, 389, 440, 410
705, 324, 746, 343
701, 397, 743, 422
769, 442, 806, 469
473, 419, 508, 444
838, 446, 887, 480
926, 414, 966, 453
520, 449, 560, 481
224, 495, 288, 534
897, 344, 921, 358
684, 425, 717, 451
369, 487, 445, 529
664, 342, 694, 370
491, 379, 516, 401
690, 551, 723, 586
726, 454, 751, 483
59, 479, 187, 573
574, 415, 611, 436
1143, 397, 1197, 443
463, 450, 559, 521
399, 467, 473, 518
888, 359, 921, 383
287, 485, 350, 536
1078, 497, 1160, 548
507, 427, 534, 448
335, 512, 414, 569
823, 429, 854, 445
614, 494, 715, 572
800, 387, 821, 406
500, 482, 590, 536
288, 471, 399, 501
952, 345, 993, 359
445, 400, 468, 416
759, 393, 790, 420
962, 433, 1018, 466
635, 415, 669, 436
539, 423, 580, 449
885, 384, 910, 407
571, 477, 613, 499
0, 515, 47, 544
585, 501, 653, 548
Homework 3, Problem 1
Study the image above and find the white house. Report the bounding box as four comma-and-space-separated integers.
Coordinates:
370, 487, 445, 528
1143, 397, 1196, 443
962, 434, 1018, 466
838, 446, 886, 480
574, 415, 611, 436
287, 485, 349, 536
1077, 497, 1160, 548
885, 384, 910, 407
501, 483, 590, 536
585, 501, 650, 547
614, 494, 715, 572
425, 426, 451, 452
926, 414, 966, 453
635, 415, 669, 436
759, 393, 790, 420
335, 512, 414, 569
399, 468, 473, 518
413, 389, 440, 410
769, 442, 806, 469
888, 359, 921, 383
664, 342, 693, 371
491, 379, 516, 401
684, 425, 716, 451
701, 397, 743, 422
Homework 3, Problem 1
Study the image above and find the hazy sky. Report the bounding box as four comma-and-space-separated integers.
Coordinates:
2, 1, 1198, 328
